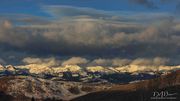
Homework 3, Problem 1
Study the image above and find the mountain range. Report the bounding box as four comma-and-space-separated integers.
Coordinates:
0, 64, 179, 101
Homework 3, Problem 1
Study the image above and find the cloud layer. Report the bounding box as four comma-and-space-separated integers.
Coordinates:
21, 56, 170, 67
0, 6, 179, 66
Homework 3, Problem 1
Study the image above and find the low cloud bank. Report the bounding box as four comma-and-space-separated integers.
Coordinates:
21, 57, 170, 67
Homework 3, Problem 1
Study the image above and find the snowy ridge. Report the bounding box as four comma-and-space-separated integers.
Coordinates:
14, 64, 180, 74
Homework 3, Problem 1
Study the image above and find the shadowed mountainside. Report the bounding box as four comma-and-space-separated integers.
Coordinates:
71, 86, 180, 101
72, 70, 180, 101
0, 70, 179, 101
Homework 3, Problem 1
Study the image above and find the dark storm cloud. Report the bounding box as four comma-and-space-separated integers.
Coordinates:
0, 19, 142, 56
0, 6, 179, 66
0, 16, 179, 66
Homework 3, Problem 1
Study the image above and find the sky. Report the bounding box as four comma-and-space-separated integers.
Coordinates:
0, 0, 179, 17
0, 0, 179, 67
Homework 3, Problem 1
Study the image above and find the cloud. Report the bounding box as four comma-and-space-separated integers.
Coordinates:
20, 56, 171, 68
22, 57, 61, 67
42, 5, 173, 23
89, 59, 112, 66
62, 57, 89, 66
0, 6, 179, 66
43, 5, 112, 19
89, 58, 132, 66
153, 57, 169, 66
1, 20, 12, 29
0, 17, 179, 65
0, 14, 50, 26
131, 57, 169, 66
88, 57, 169, 67
0, 58, 6, 64
0, 19, 140, 55
112, 58, 132, 66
